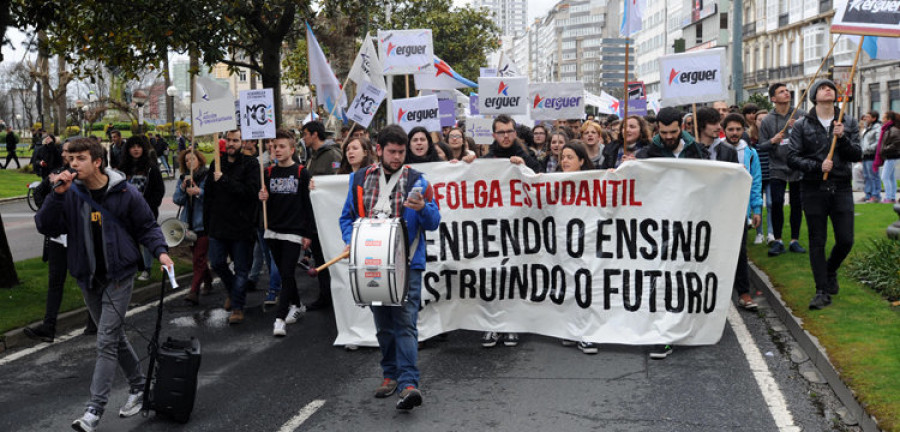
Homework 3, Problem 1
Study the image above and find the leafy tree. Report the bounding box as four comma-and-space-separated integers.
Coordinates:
746, 92, 774, 112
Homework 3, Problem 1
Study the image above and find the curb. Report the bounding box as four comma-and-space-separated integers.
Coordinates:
0, 274, 192, 355
0, 196, 27, 204
749, 263, 880, 432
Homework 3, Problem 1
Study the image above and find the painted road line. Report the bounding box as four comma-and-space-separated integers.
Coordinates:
728, 306, 801, 432
278, 399, 326, 432
0, 288, 189, 367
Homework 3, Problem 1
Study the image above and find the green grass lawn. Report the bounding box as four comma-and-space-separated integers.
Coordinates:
749, 203, 900, 431
0, 255, 192, 336
0, 170, 39, 199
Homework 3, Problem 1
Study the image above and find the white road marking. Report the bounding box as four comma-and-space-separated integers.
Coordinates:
0, 288, 188, 367
728, 306, 800, 432
277, 399, 326, 432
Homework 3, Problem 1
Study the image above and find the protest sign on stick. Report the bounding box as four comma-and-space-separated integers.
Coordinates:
192, 97, 237, 174
346, 83, 387, 129
392, 95, 441, 133
378, 29, 434, 75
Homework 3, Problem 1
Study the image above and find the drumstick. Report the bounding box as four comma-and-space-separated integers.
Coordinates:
307, 251, 350, 277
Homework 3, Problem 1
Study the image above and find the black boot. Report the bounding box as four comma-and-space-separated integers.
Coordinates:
23, 323, 56, 343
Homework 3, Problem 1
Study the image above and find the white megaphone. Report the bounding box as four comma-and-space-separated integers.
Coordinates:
159, 218, 197, 247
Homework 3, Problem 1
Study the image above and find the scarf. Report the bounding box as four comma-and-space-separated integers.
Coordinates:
874, 120, 894, 171
361, 164, 409, 218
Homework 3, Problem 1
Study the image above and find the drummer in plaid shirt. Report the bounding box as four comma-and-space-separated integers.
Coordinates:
339, 124, 441, 411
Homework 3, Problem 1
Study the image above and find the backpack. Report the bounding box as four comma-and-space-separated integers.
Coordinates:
265, 164, 305, 181
880, 127, 900, 160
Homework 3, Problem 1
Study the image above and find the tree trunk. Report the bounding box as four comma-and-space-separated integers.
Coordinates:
56, 55, 68, 134
260, 36, 283, 128
164, 55, 174, 138
0, 213, 19, 288
38, 32, 54, 133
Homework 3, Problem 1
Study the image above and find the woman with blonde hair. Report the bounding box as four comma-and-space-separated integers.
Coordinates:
579, 120, 606, 168
601, 115, 651, 169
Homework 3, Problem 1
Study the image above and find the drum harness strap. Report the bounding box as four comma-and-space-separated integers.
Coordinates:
373, 168, 422, 262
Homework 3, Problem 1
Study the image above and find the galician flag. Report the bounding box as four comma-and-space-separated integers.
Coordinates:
620, 0, 645, 37
414, 56, 478, 90
348, 35, 386, 90
849, 35, 900, 60
306, 22, 348, 116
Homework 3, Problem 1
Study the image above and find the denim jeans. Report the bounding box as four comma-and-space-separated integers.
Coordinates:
756, 182, 774, 237
158, 155, 170, 173
141, 245, 153, 271
882, 159, 897, 201
209, 237, 254, 311
862, 160, 881, 200
371, 269, 422, 390
250, 228, 281, 293
81, 278, 145, 414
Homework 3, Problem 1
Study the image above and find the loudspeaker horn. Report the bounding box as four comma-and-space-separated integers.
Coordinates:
160, 218, 195, 247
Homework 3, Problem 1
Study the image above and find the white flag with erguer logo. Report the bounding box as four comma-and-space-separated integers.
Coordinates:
659, 48, 728, 106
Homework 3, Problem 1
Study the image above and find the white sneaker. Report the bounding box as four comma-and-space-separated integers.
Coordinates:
284, 304, 304, 324
137, 271, 150, 281
118, 389, 144, 417
73, 408, 101, 432
754, 233, 764, 244
273, 319, 286, 337
766, 233, 775, 244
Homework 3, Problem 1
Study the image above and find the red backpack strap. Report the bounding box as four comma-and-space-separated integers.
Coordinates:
297, 164, 304, 178
266, 165, 273, 177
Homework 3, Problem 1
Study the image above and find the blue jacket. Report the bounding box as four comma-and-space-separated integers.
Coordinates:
735, 141, 763, 219
339, 166, 441, 270
35, 168, 168, 287
172, 168, 207, 233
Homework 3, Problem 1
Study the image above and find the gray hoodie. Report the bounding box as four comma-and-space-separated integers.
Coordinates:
759, 108, 806, 182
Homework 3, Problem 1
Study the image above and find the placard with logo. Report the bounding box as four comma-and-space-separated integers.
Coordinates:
238, 89, 276, 140
378, 29, 434, 75
392, 95, 441, 133
466, 116, 494, 145
478, 77, 528, 115
529, 82, 584, 120
346, 83, 387, 129
192, 97, 237, 136
438, 99, 456, 128
831, 0, 900, 37
658, 48, 728, 106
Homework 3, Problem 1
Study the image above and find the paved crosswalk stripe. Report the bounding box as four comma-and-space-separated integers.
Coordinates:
278, 399, 326, 432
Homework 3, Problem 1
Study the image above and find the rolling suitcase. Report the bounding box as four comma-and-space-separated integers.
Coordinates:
141, 273, 201, 423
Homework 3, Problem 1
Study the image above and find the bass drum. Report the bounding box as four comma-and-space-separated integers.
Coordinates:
349, 217, 409, 306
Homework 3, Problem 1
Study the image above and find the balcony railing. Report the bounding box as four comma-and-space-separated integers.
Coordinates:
743, 22, 756, 38
791, 64, 802, 77
756, 70, 768, 82
744, 72, 756, 86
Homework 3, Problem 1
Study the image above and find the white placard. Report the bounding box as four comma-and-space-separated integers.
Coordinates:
658, 48, 728, 106
310, 159, 750, 347
191, 97, 237, 136
346, 83, 387, 129
392, 95, 441, 133
529, 82, 585, 120
480, 67, 498, 77
238, 89, 276, 140
378, 29, 434, 75
466, 116, 494, 145
831, 0, 900, 37
478, 77, 529, 115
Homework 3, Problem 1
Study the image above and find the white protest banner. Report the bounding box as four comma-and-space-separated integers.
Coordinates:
378, 29, 434, 75
466, 116, 494, 144
658, 48, 727, 106
585, 90, 620, 115
392, 94, 441, 133
480, 67, 498, 77
478, 76, 529, 115
346, 83, 387, 129
310, 159, 750, 347
191, 97, 237, 136
348, 36, 386, 89
831, 0, 900, 37
238, 89, 276, 140
529, 82, 585, 120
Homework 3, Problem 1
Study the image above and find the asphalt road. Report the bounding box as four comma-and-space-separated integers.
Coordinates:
1, 176, 180, 262
0, 267, 845, 432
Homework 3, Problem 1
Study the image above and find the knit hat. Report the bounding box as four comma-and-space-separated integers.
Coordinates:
809, 79, 837, 104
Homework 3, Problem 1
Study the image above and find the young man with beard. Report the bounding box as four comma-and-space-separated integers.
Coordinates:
759, 83, 807, 256
722, 113, 763, 311
205, 129, 261, 324
35, 138, 173, 431
339, 124, 441, 410
786, 79, 861, 310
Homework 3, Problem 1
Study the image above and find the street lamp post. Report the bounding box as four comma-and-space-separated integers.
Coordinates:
166, 85, 178, 140
133, 90, 149, 135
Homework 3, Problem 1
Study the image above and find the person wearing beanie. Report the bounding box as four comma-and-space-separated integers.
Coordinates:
786, 79, 862, 310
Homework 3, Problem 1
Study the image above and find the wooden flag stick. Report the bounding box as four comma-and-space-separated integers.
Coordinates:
778, 35, 842, 137
622, 40, 630, 155
823, 36, 864, 181
213, 132, 221, 175
692, 103, 698, 139
258, 139, 268, 230
405, 74, 411, 98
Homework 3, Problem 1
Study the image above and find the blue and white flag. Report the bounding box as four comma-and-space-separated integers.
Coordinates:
619, 0, 645, 37
307, 22, 348, 117
849, 35, 900, 60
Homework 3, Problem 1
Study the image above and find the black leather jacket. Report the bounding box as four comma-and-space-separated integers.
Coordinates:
787, 109, 861, 182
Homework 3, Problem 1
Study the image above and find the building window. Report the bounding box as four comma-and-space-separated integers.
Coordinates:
238, 71, 247, 82
890, 81, 900, 112
870, 83, 882, 112
802, 24, 826, 75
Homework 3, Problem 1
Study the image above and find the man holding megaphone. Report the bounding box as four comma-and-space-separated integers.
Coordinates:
35, 138, 173, 432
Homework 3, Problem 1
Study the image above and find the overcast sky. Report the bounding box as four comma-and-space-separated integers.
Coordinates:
2, 0, 561, 63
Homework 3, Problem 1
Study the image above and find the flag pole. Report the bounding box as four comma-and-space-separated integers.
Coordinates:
778, 35, 842, 137
623, 38, 630, 155
823, 36, 864, 181
258, 139, 268, 230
